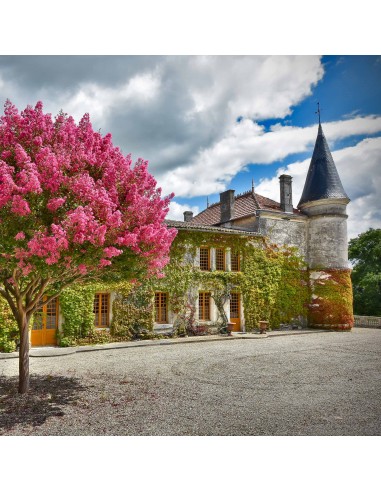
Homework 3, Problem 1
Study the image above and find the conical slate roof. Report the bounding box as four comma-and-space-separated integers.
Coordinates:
298, 124, 349, 207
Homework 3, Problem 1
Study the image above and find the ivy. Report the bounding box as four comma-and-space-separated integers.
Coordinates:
153, 230, 309, 333
58, 279, 135, 346
308, 269, 354, 330
0, 228, 353, 353
0, 296, 18, 352
110, 284, 154, 338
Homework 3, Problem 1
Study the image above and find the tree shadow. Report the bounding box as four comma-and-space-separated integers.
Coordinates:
0, 375, 85, 433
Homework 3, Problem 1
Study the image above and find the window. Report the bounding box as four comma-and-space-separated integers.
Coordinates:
155, 292, 168, 323
199, 247, 210, 271
94, 293, 110, 328
231, 250, 240, 272
198, 292, 211, 320
230, 292, 240, 319
216, 248, 225, 271
32, 298, 59, 331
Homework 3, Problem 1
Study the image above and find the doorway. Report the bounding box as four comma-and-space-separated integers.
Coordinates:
31, 298, 58, 346
229, 292, 241, 332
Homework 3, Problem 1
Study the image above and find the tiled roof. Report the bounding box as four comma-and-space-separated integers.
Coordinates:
165, 219, 261, 236
298, 124, 349, 207
190, 190, 300, 227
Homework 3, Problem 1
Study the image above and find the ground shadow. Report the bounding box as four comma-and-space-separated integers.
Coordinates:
0, 375, 85, 433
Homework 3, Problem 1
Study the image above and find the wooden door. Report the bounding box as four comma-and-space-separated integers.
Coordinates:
31, 298, 58, 346
230, 292, 241, 332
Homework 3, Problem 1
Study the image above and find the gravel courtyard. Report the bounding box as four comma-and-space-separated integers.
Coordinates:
1, 328, 380, 435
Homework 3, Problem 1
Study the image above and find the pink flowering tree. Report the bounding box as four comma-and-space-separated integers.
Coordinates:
0, 101, 177, 393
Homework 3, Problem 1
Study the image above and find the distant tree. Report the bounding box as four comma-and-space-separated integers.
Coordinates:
0, 101, 176, 393
348, 228, 381, 316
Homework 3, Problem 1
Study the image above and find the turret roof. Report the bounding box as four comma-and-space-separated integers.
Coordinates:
298, 124, 349, 207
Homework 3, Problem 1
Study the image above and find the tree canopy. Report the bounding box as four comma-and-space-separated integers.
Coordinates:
0, 100, 176, 392
348, 228, 381, 316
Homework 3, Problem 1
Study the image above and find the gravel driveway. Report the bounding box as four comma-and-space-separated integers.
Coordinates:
0, 328, 380, 435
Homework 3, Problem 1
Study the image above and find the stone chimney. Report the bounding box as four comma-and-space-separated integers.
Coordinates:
183, 211, 193, 222
220, 190, 235, 223
279, 175, 293, 213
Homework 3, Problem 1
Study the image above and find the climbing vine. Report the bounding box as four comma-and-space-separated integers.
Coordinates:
152, 230, 309, 333
240, 243, 309, 330
110, 283, 154, 338
308, 269, 354, 330
0, 295, 18, 352
1, 227, 354, 353
58, 279, 134, 346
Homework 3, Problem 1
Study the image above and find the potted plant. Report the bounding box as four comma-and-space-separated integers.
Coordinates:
259, 320, 269, 334
226, 321, 235, 336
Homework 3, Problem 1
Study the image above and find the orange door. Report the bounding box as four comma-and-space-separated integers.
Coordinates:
230, 292, 241, 332
31, 298, 58, 346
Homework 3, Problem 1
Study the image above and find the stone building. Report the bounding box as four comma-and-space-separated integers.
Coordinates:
159, 122, 353, 332
25, 122, 353, 347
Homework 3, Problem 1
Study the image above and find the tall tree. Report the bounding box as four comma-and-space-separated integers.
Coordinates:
348, 228, 381, 316
0, 101, 176, 393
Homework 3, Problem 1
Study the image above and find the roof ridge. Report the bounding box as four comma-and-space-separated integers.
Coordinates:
236, 189, 252, 198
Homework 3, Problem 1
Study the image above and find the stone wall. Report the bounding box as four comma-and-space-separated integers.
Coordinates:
256, 213, 308, 259
307, 215, 349, 269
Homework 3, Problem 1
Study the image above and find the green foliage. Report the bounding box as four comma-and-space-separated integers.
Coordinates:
154, 230, 309, 333
0, 228, 316, 351
241, 244, 308, 330
110, 284, 154, 338
0, 296, 18, 352
309, 269, 354, 329
349, 228, 381, 315
58, 280, 146, 345
59, 285, 96, 343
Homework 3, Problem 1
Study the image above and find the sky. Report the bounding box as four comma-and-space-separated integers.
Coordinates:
0, 55, 380, 238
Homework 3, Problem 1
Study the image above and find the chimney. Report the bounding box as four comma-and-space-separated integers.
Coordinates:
220, 190, 235, 223
183, 211, 193, 222
279, 175, 293, 213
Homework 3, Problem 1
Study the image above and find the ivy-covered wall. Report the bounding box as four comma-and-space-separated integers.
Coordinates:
110, 284, 154, 338
0, 229, 354, 352
241, 244, 309, 330
0, 295, 18, 352
152, 230, 310, 333
308, 269, 354, 330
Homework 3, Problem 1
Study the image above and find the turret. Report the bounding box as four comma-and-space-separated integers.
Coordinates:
299, 122, 353, 330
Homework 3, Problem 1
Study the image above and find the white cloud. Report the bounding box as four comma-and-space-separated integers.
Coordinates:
0, 55, 325, 186
255, 137, 381, 239
160, 115, 381, 197
167, 201, 200, 222
58, 72, 161, 123
185, 56, 323, 121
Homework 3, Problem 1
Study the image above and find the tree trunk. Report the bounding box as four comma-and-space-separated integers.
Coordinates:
18, 312, 31, 394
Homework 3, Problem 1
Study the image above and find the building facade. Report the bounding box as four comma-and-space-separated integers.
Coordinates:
27, 123, 354, 347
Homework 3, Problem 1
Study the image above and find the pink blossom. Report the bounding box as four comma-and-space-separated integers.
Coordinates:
77, 264, 87, 274
11, 195, 31, 215
21, 263, 33, 275
99, 258, 112, 267
47, 197, 66, 212
103, 246, 122, 258
0, 100, 176, 282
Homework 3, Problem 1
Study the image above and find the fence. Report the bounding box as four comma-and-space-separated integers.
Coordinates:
353, 315, 381, 328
